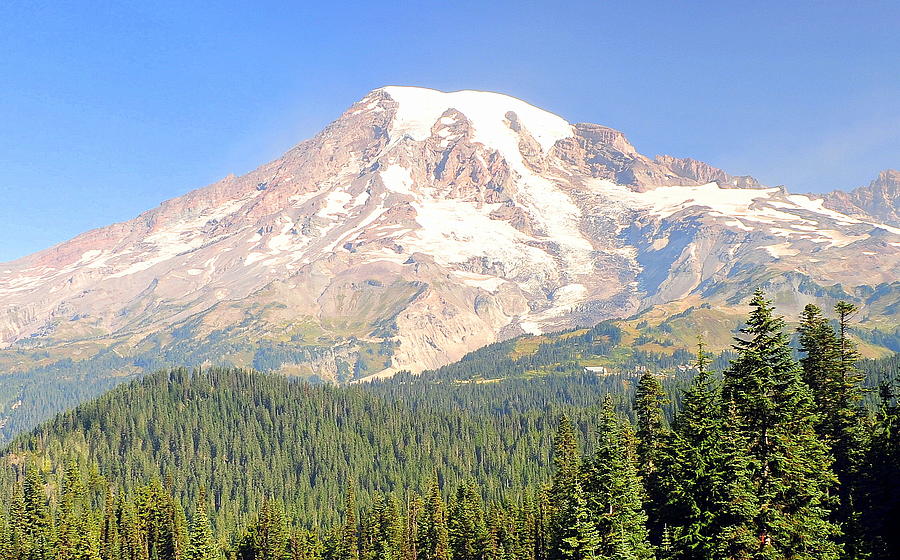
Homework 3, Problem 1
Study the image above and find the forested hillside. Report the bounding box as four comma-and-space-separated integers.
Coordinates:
0, 292, 898, 559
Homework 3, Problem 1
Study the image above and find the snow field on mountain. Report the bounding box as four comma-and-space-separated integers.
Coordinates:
382, 86, 573, 153
383, 87, 595, 277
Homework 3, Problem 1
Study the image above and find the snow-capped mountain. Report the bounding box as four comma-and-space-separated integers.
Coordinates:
1, 86, 898, 383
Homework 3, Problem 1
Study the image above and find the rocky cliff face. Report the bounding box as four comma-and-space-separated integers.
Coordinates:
824, 169, 900, 227
1, 86, 898, 384
653, 155, 763, 188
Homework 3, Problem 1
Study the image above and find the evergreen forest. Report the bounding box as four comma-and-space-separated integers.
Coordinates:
0, 291, 897, 560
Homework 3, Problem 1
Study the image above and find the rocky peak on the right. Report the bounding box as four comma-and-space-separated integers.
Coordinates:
823, 169, 900, 227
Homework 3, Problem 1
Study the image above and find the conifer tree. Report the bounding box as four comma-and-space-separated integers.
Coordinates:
797, 304, 840, 417
547, 416, 598, 560
186, 489, 217, 560
712, 402, 759, 560
449, 482, 488, 560
860, 380, 900, 560
22, 464, 55, 560
660, 341, 756, 559
404, 494, 423, 560
100, 488, 121, 560
633, 371, 667, 544
118, 497, 147, 560
263, 500, 290, 560
363, 494, 404, 560
634, 372, 667, 475
337, 486, 359, 560
723, 289, 840, 559
832, 302, 865, 491
417, 479, 449, 560
799, 302, 866, 557
535, 488, 552, 560
290, 529, 324, 560
516, 492, 539, 560
57, 461, 100, 560
5, 483, 26, 560
583, 397, 653, 560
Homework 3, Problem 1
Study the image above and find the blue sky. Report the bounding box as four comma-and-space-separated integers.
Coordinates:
1, 1, 897, 262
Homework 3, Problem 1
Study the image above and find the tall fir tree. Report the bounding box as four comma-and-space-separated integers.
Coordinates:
797, 304, 840, 418
723, 289, 840, 559
860, 380, 900, 560
99, 488, 121, 560
22, 463, 55, 560
5, 483, 27, 560
57, 461, 100, 560
417, 478, 449, 560
583, 397, 654, 560
337, 485, 360, 560
798, 302, 866, 558
660, 341, 757, 560
449, 482, 488, 560
547, 416, 598, 560
633, 371, 668, 545
363, 493, 404, 560
186, 489, 217, 560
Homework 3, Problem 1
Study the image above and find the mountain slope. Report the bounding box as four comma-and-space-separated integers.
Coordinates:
1, 86, 898, 437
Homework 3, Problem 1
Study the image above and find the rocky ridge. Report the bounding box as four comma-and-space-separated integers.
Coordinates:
824, 169, 900, 227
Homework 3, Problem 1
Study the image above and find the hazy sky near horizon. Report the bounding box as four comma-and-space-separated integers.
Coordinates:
1, 1, 898, 262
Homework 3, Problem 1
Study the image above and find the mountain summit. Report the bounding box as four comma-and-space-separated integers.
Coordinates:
1, 86, 898, 390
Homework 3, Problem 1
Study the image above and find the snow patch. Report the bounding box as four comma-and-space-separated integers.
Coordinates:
317, 190, 353, 218
452, 271, 506, 292
551, 283, 588, 305
380, 165, 415, 195
78, 250, 103, 263
245, 252, 267, 266
382, 86, 573, 154
763, 243, 800, 258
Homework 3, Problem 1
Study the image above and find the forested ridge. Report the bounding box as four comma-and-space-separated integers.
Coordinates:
0, 291, 898, 559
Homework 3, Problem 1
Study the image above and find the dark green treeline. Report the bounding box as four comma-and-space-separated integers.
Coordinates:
0, 291, 898, 559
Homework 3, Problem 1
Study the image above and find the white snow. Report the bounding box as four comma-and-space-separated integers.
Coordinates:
109, 259, 162, 278
382, 88, 593, 276
382, 86, 574, 154
587, 179, 885, 248
451, 271, 506, 292
104, 195, 255, 279
639, 183, 780, 220
550, 283, 588, 305
78, 250, 103, 263
317, 190, 353, 218
289, 192, 319, 207
763, 243, 800, 258
406, 197, 556, 279
783, 195, 861, 224
245, 252, 268, 266
267, 221, 300, 253
320, 204, 390, 254
380, 164, 415, 195
353, 191, 370, 205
